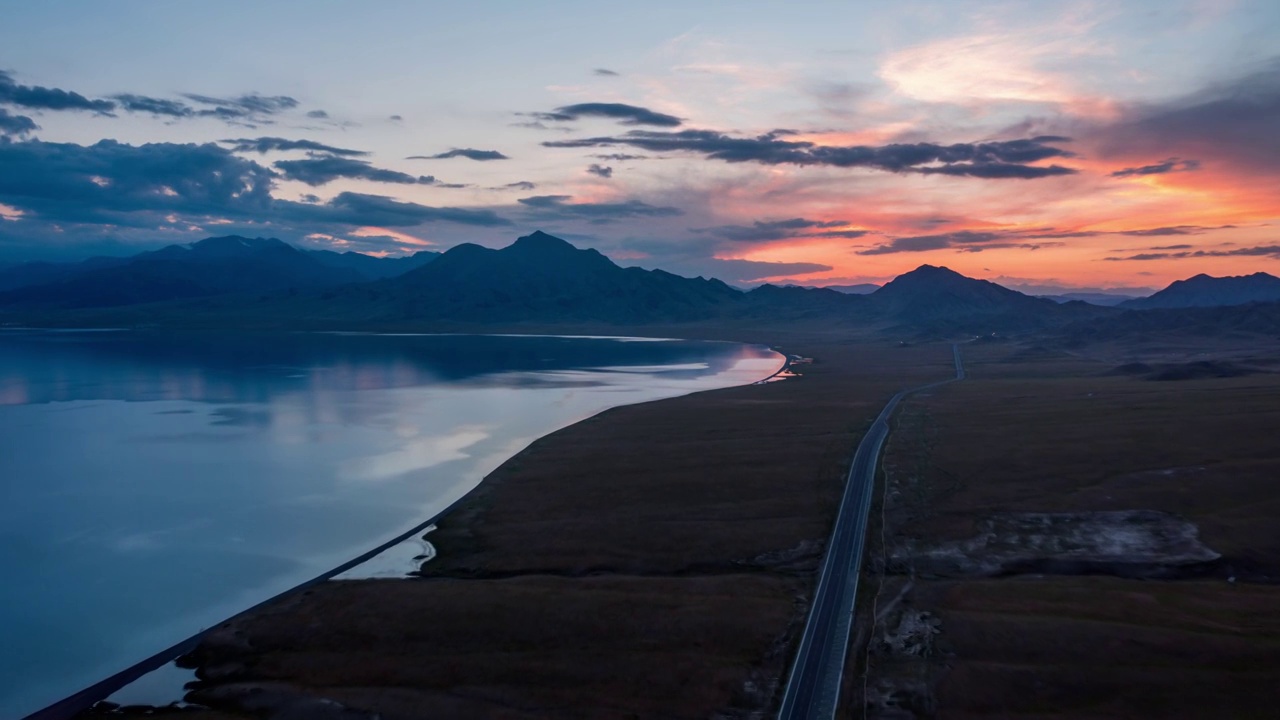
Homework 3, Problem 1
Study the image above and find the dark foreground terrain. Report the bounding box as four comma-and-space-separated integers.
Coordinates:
77, 330, 1280, 719
856, 339, 1280, 718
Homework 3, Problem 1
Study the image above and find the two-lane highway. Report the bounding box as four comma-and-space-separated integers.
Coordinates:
778, 344, 964, 719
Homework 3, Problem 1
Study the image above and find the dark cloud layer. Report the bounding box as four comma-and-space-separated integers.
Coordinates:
0, 138, 508, 241
112, 93, 195, 117
274, 155, 435, 186
0, 70, 115, 114
593, 68, 620, 77
857, 230, 1062, 255
1105, 245, 1280, 261
546, 130, 1076, 178
1110, 157, 1200, 178
532, 103, 683, 127
177, 93, 299, 124
1117, 224, 1235, 237
0, 108, 38, 137
1094, 60, 1280, 175
409, 148, 510, 161
517, 194, 682, 222
223, 137, 368, 156
494, 181, 536, 191
698, 217, 865, 242
586, 163, 613, 178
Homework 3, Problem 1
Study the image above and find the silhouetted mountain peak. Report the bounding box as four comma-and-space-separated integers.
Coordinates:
1123, 271, 1280, 309
186, 236, 294, 257
889, 264, 970, 285
868, 263, 1072, 330
510, 230, 573, 251
875, 264, 1008, 298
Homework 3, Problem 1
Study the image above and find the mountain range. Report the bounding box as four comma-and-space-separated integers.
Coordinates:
0, 236, 438, 308
1120, 272, 1280, 310
3, 231, 1278, 337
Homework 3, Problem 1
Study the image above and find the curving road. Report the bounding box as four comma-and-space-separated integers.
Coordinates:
778, 344, 964, 719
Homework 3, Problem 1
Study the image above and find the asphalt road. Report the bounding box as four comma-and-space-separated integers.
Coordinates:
777, 344, 964, 719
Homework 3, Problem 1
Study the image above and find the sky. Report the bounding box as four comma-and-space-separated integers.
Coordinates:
1, 0, 1278, 291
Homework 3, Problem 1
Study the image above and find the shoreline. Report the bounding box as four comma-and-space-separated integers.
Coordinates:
81, 338, 952, 718
25, 336, 787, 720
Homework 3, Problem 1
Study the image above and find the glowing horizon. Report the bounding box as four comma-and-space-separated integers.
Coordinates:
0, 1, 1277, 291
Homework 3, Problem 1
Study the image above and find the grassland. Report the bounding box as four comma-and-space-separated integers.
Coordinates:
854, 339, 1280, 718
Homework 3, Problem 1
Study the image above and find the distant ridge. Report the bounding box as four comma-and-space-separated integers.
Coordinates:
1121, 272, 1280, 309
2, 231, 1131, 335
354, 230, 743, 323
0, 236, 437, 309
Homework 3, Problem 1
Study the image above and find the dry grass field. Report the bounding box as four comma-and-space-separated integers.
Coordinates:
854, 339, 1280, 718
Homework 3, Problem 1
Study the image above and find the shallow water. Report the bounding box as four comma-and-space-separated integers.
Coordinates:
0, 330, 781, 717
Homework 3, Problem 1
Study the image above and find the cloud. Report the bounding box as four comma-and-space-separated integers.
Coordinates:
223, 136, 368, 156
0, 70, 115, 114
408, 148, 510, 161
1104, 245, 1280, 261
1118, 224, 1235, 237
697, 217, 864, 243
586, 163, 613, 178
545, 130, 1076, 178
306, 109, 330, 119
281, 192, 508, 227
918, 162, 1077, 179
530, 102, 683, 127
1110, 157, 1200, 178
180, 92, 299, 123
593, 68, 620, 77
855, 230, 1061, 255
1092, 59, 1280, 176
858, 230, 1001, 255
516, 194, 682, 222
0, 108, 37, 137
273, 155, 436, 186
493, 180, 536, 191
112, 94, 194, 118
0, 138, 509, 238
594, 153, 649, 161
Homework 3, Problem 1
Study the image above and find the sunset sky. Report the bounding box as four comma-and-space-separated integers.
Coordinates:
1, 0, 1278, 291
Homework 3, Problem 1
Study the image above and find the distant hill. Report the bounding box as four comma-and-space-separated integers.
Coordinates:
744, 283, 866, 320
1121, 272, 1280, 309
318, 231, 744, 324
0, 237, 438, 309
819, 283, 880, 295
864, 265, 1103, 332
0, 255, 132, 292
1061, 300, 1280, 342
1038, 292, 1140, 307
308, 248, 439, 280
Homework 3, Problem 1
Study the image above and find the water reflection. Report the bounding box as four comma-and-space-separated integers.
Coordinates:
0, 330, 780, 718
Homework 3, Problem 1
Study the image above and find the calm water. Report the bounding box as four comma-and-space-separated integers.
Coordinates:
0, 330, 781, 717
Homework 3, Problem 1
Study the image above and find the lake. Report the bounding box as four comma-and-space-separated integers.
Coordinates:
0, 330, 782, 717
